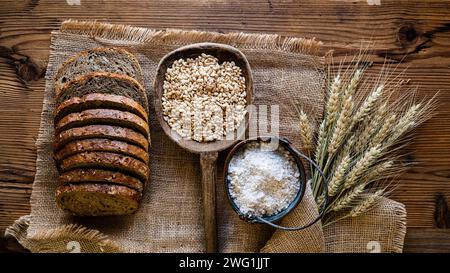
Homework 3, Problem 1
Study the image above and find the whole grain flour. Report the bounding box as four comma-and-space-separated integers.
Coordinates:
228, 142, 300, 216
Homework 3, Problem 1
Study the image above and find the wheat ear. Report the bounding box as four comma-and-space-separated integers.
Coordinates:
386, 104, 421, 144
365, 160, 394, 182
330, 183, 366, 212
353, 85, 384, 124
344, 145, 382, 189
326, 75, 342, 128
371, 113, 397, 146
299, 110, 314, 153
314, 120, 327, 161
328, 155, 351, 197
334, 134, 355, 168
328, 95, 354, 154
312, 120, 328, 198
344, 69, 362, 97
326, 69, 364, 154
348, 190, 384, 217
354, 102, 387, 153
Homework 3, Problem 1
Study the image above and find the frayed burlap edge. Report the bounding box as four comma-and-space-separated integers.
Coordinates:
60, 20, 324, 56
389, 201, 408, 253
322, 198, 407, 253
5, 216, 121, 253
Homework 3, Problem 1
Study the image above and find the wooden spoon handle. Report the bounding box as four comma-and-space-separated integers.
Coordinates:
200, 151, 218, 253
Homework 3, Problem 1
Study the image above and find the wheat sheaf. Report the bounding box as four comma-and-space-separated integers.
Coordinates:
295, 48, 436, 225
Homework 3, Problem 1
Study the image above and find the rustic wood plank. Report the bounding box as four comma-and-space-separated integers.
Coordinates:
0, 237, 29, 253
404, 228, 450, 253
0, 0, 449, 251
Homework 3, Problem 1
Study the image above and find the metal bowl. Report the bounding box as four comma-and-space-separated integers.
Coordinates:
223, 136, 307, 224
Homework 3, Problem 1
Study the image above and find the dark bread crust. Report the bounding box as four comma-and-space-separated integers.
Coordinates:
56, 183, 141, 216
54, 125, 149, 152
54, 138, 149, 164
56, 72, 148, 110
59, 169, 144, 192
54, 108, 149, 137
55, 47, 144, 94
53, 48, 150, 216
54, 93, 148, 122
59, 152, 149, 183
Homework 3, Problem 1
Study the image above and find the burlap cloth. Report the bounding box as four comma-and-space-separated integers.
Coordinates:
5, 20, 406, 253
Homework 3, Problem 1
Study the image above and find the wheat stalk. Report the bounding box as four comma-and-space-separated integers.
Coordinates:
344, 69, 362, 98
348, 190, 384, 217
344, 145, 382, 189
328, 95, 354, 154
371, 113, 397, 147
353, 85, 384, 124
330, 183, 366, 212
299, 110, 314, 153
333, 135, 355, 169
326, 75, 342, 128
354, 102, 387, 153
374, 102, 388, 123
314, 120, 327, 161
326, 69, 364, 155
316, 194, 325, 209
312, 119, 328, 198
328, 155, 351, 197
365, 161, 394, 182
386, 104, 421, 144
354, 125, 374, 154
303, 51, 436, 224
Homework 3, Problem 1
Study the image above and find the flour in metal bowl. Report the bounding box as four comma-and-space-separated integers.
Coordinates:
227, 141, 301, 217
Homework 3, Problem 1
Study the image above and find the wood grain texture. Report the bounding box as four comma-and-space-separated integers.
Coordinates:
1, 0, 449, 252
200, 151, 219, 253
404, 228, 450, 253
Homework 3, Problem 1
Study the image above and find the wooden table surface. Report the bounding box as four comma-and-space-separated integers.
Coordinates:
1, 0, 449, 253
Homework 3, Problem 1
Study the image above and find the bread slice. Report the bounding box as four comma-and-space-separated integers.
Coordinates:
59, 169, 144, 192
54, 125, 149, 152
55, 47, 144, 93
54, 109, 149, 138
54, 138, 149, 164
54, 93, 148, 122
56, 72, 148, 112
56, 183, 141, 216
59, 152, 149, 183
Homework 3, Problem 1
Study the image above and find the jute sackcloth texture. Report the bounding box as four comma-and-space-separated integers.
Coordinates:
261, 182, 325, 253
5, 20, 326, 252
323, 197, 406, 253
5, 20, 406, 253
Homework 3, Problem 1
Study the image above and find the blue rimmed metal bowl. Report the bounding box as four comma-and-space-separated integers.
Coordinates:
223, 136, 307, 224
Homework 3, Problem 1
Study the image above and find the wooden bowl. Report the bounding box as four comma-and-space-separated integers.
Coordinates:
153, 42, 254, 153
153, 42, 253, 252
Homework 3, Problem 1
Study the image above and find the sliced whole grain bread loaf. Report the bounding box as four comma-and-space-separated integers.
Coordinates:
55, 47, 144, 93
54, 138, 149, 164
59, 169, 144, 192
59, 152, 149, 183
54, 93, 148, 122
53, 48, 150, 216
56, 183, 141, 216
56, 72, 148, 111
54, 109, 149, 138
54, 125, 149, 151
